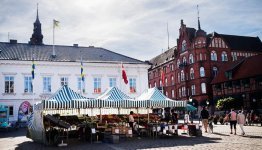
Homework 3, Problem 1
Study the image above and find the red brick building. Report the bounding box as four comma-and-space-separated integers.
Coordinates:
211, 54, 262, 110
148, 19, 262, 110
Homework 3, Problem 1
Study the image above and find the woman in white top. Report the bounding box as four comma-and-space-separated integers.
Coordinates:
129, 111, 135, 130
237, 110, 245, 135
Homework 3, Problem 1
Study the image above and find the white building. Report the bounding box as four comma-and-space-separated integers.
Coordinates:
0, 8, 150, 123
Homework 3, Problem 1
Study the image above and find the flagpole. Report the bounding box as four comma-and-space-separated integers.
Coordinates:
80, 50, 83, 96
120, 62, 122, 91
52, 20, 55, 56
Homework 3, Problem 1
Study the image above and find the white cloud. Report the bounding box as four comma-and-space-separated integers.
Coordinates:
0, 0, 261, 61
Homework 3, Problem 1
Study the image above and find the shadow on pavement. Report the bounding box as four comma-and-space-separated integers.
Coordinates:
243, 135, 262, 139
212, 132, 230, 136
0, 128, 26, 138
13, 134, 223, 150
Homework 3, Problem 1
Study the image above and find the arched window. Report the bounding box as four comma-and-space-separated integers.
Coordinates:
181, 70, 185, 81
182, 40, 187, 51
221, 51, 228, 61
190, 68, 194, 79
177, 59, 180, 68
189, 54, 194, 64
199, 53, 203, 61
183, 56, 187, 64
171, 75, 174, 85
165, 78, 168, 86
200, 67, 205, 77
159, 80, 162, 87
211, 51, 217, 61
213, 67, 218, 77
201, 83, 206, 93
177, 73, 180, 83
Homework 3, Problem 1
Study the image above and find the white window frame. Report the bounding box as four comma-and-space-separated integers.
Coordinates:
190, 68, 194, 80
211, 51, 217, 61
24, 76, 33, 93
201, 83, 207, 94
43, 77, 51, 93
94, 77, 102, 94
129, 78, 136, 93
60, 77, 68, 87
109, 78, 117, 87
200, 67, 205, 77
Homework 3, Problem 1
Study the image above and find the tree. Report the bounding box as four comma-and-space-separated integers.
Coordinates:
216, 97, 242, 110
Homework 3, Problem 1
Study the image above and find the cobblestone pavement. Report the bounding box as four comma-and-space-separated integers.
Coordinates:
0, 123, 261, 150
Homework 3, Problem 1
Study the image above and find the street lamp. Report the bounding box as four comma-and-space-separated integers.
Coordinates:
206, 100, 209, 105
189, 96, 193, 102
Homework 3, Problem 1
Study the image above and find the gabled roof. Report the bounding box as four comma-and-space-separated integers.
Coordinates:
0, 42, 144, 64
97, 87, 132, 101
211, 32, 262, 52
211, 54, 262, 84
149, 46, 176, 69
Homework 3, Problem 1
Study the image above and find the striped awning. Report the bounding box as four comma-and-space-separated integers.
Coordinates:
136, 87, 186, 108
43, 85, 89, 109
96, 87, 135, 108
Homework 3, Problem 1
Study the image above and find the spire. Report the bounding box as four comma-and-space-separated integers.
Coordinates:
195, 5, 206, 37
35, 3, 40, 24
29, 3, 43, 45
197, 5, 201, 30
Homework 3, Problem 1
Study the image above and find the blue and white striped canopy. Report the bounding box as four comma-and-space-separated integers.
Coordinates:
136, 87, 186, 108
96, 87, 135, 108
44, 85, 88, 109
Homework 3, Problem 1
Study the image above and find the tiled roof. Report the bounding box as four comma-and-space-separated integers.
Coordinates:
0, 42, 144, 64
212, 32, 262, 52
149, 46, 176, 69
211, 54, 262, 84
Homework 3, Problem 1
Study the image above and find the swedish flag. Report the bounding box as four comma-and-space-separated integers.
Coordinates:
32, 60, 35, 79
81, 61, 84, 81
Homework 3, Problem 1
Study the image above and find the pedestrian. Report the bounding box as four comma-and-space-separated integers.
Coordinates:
129, 111, 135, 131
237, 110, 245, 135
184, 111, 190, 124
229, 108, 237, 135
201, 106, 209, 133
246, 112, 250, 125
171, 109, 178, 124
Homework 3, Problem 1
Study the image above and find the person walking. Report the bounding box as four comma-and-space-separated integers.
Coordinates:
229, 108, 237, 135
129, 111, 135, 131
201, 106, 209, 133
237, 110, 245, 135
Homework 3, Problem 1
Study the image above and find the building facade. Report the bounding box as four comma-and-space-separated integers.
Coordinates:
211, 54, 262, 110
0, 8, 149, 123
148, 19, 262, 111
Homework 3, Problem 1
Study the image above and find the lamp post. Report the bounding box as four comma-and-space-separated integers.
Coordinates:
189, 96, 193, 123
206, 100, 209, 113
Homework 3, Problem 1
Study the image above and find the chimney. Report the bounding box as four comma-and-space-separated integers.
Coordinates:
73, 44, 78, 47
10, 39, 17, 44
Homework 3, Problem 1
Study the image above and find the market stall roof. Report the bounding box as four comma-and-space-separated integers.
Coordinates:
96, 87, 134, 108
44, 85, 89, 109
136, 87, 186, 108
97, 87, 132, 100
186, 104, 197, 111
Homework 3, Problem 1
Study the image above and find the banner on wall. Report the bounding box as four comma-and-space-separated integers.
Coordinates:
18, 101, 32, 122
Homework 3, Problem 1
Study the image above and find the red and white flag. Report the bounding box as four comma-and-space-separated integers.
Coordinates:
161, 70, 165, 86
122, 64, 128, 84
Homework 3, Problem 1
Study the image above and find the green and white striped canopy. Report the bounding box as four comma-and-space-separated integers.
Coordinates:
96, 87, 135, 108
43, 85, 89, 109
136, 87, 186, 108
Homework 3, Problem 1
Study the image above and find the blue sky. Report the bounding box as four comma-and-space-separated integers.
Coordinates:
0, 0, 261, 61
